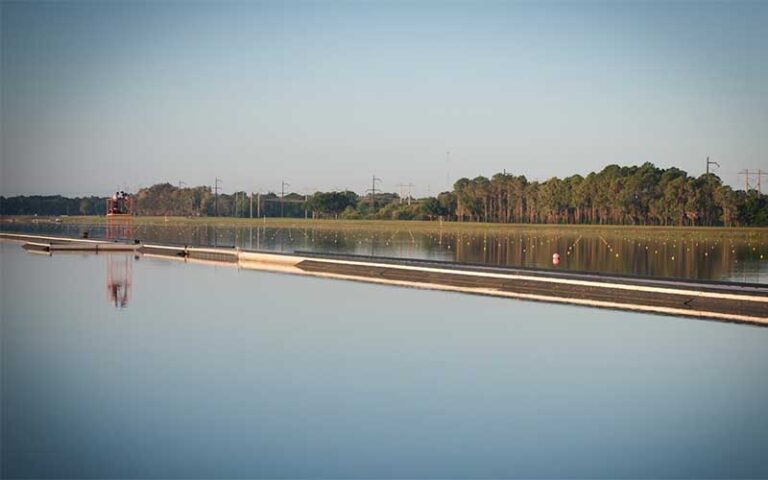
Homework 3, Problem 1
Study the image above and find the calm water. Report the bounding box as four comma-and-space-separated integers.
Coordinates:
2, 241, 768, 478
3, 219, 768, 283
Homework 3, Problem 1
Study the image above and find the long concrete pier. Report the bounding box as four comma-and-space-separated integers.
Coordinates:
2, 233, 141, 252
3, 232, 767, 326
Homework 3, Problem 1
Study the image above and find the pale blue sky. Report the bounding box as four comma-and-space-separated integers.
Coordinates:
2, 1, 766, 196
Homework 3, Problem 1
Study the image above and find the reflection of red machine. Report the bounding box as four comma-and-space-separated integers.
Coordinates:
107, 191, 133, 216
107, 254, 132, 308
106, 216, 134, 308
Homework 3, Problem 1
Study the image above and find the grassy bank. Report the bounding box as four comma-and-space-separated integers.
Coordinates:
3, 215, 766, 236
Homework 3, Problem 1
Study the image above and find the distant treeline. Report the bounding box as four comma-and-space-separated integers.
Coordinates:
0, 195, 107, 216
2, 163, 767, 226
451, 163, 767, 226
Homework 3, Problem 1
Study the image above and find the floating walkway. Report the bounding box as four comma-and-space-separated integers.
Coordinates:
3, 233, 767, 326
0, 233, 140, 253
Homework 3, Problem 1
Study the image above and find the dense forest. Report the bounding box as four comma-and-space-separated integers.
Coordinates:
0, 195, 107, 216
2, 163, 767, 226
450, 163, 766, 226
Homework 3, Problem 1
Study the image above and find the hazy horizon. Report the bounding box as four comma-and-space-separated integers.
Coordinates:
2, 1, 767, 197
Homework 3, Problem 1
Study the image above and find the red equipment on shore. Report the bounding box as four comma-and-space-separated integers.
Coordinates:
106, 191, 133, 216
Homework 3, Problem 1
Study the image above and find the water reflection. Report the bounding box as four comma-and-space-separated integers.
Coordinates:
3, 219, 767, 283
106, 254, 133, 308
3, 241, 768, 478
105, 217, 135, 308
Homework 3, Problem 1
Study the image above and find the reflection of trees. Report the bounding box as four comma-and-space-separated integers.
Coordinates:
10, 219, 763, 282
95, 224, 768, 282
452, 232, 747, 280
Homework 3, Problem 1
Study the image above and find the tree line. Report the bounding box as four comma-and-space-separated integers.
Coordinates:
0, 195, 107, 216
451, 163, 766, 226
2, 163, 767, 226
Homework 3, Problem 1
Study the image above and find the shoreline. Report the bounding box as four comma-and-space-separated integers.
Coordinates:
3, 215, 767, 235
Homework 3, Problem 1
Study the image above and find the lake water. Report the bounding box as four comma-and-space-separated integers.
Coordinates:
3, 219, 768, 283
2, 241, 768, 478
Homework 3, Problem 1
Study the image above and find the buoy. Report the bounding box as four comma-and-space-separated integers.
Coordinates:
552, 253, 560, 265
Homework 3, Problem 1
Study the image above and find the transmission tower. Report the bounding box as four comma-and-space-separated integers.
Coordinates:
397, 183, 415, 205
739, 170, 752, 192
214, 177, 222, 216
281, 180, 290, 217
367, 175, 382, 210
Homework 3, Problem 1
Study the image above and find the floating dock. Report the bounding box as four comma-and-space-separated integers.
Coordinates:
3, 233, 767, 326
1, 233, 140, 253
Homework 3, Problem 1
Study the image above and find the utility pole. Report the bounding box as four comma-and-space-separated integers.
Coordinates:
446, 151, 451, 191
177, 181, 188, 213
257, 193, 261, 218
214, 177, 222, 216
706, 157, 719, 175
250, 192, 253, 219
367, 175, 382, 210
281, 180, 290, 217
758, 169, 766, 195
739, 169, 751, 191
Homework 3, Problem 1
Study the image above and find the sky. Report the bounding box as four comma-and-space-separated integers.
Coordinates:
1, 1, 767, 197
